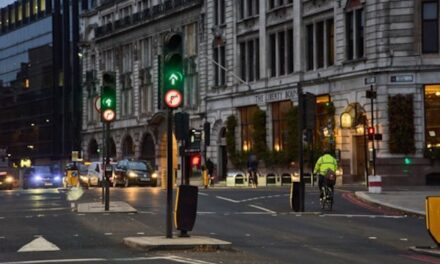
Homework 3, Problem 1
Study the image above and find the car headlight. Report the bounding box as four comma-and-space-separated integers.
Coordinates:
34, 175, 42, 181
128, 171, 138, 178
151, 172, 158, 178
5, 176, 13, 183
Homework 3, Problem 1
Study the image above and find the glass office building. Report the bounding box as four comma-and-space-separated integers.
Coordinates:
0, 0, 81, 165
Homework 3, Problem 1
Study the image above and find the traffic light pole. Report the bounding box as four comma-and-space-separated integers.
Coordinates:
298, 83, 305, 212
370, 85, 376, 175
105, 122, 110, 211
166, 109, 173, 238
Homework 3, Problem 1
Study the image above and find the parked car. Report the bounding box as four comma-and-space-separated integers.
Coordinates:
23, 165, 62, 189
113, 159, 158, 187
87, 161, 116, 187
0, 171, 14, 190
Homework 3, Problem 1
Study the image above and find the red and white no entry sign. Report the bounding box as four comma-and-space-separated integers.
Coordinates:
164, 90, 182, 108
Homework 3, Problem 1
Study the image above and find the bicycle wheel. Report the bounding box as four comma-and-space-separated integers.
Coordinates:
320, 187, 326, 209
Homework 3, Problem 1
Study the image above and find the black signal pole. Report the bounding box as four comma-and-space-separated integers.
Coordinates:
369, 85, 376, 175
166, 109, 173, 238
298, 83, 305, 212
105, 122, 110, 211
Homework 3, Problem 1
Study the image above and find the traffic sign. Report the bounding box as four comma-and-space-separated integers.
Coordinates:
94, 96, 101, 112
165, 90, 182, 108
102, 109, 115, 122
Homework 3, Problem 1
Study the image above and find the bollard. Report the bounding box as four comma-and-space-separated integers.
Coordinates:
368, 175, 382, 193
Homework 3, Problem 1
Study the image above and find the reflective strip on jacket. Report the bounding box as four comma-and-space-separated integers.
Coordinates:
313, 154, 338, 175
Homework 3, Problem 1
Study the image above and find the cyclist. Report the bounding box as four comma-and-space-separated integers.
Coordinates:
313, 150, 338, 201
247, 153, 258, 188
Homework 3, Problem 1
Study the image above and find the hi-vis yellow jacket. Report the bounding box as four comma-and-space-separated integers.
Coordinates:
313, 154, 338, 175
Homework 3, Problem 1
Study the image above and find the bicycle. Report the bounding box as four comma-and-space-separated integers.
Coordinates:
320, 177, 335, 211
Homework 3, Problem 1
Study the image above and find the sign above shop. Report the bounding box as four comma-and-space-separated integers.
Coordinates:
255, 89, 297, 104
390, 75, 414, 83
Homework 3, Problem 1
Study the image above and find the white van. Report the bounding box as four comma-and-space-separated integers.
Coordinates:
87, 161, 117, 186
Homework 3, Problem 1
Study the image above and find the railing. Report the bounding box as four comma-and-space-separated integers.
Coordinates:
95, 0, 202, 38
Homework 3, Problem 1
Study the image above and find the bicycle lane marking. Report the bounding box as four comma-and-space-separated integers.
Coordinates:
248, 204, 276, 214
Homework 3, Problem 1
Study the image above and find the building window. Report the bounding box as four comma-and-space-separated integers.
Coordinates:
272, 101, 293, 151
140, 37, 152, 68
214, 0, 225, 25
268, 0, 293, 10
122, 44, 133, 73
140, 68, 153, 114
346, 8, 364, 60
425, 85, 440, 148
25, 0, 30, 18
213, 45, 226, 86
120, 74, 133, 117
240, 105, 259, 152
103, 49, 114, 71
422, 1, 439, 53
184, 57, 198, 107
239, 38, 259, 82
269, 28, 294, 77
32, 0, 38, 16
306, 18, 335, 70
40, 0, 46, 12
17, 4, 23, 21
238, 0, 259, 20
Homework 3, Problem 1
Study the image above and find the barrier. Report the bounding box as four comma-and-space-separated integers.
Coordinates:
368, 175, 382, 193
425, 196, 440, 246
226, 171, 247, 187
281, 173, 292, 185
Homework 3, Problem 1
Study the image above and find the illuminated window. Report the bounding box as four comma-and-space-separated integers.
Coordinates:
40, 0, 46, 12
272, 101, 293, 151
10, 7, 15, 24
18, 4, 23, 21
25, 0, 30, 18
240, 105, 259, 151
425, 85, 440, 148
24, 79, 30, 89
33, 0, 38, 15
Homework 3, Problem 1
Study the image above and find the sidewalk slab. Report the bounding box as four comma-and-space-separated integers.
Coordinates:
77, 201, 137, 213
409, 246, 440, 257
124, 236, 232, 251
355, 191, 430, 216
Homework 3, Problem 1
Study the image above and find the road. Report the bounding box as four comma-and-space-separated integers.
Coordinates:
0, 185, 438, 264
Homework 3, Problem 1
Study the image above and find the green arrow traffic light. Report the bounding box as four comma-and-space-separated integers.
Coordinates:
162, 33, 184, 109
101, 72, 116, 122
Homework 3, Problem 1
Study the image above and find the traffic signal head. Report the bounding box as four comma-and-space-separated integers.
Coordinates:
404, 157, 412, 165
163, 33, 184, 109
367, 126, 375, 135
191, 153, 201, 168
101, 72, 116, 122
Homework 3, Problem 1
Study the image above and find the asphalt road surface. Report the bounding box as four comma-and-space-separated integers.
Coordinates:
0, 185, 437, 264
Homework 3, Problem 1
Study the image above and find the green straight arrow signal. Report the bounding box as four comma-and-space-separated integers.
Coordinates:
169, 73, 179, 86
104, 98, 113, 107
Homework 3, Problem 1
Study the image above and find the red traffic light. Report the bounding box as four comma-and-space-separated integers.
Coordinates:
191, 154, 201, 167
367, 127, 375, 135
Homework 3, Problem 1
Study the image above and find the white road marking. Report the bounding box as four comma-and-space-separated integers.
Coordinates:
198, 192, 208, 196
136, 232, 144, 235
216, 196, 240, 203
197, 212, 216, 215
73, 234, 79, 237
368, 237, 377, 240
138, 211, 155, 214
18, 236, 60, 252
0, 256, 217, 264
321, 214, 406, 219
249, 204, 276, 214
104, 233, 112, 236
0, 217, 5, 219
234, 212, 271, 215
400, 238, 408, 241
0, 236, 5, 239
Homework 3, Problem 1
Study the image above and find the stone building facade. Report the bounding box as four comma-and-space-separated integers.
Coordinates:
80, 0, 205, 181
81, 0, 440, 185
204, 0, 440, 185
